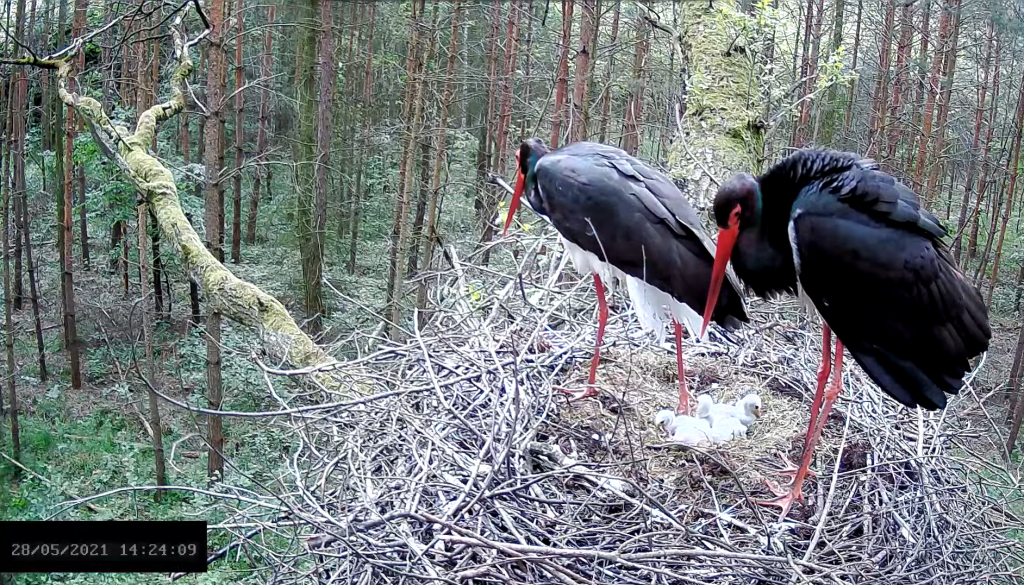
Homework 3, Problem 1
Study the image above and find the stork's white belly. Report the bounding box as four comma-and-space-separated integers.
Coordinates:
557, 236, 705, 344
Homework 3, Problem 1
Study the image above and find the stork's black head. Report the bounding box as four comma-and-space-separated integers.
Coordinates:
700, 172, 760, 338
712, 172, 761, 232
503, 138, 551, 236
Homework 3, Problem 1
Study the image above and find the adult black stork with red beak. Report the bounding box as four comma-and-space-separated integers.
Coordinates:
699, 149, 991, 518
503, 138, 748, 413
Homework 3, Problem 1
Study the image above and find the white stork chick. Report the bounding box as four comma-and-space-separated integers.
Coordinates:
654, 409, 712, 447
703, 393, 762, 428
695, 395, 748, 444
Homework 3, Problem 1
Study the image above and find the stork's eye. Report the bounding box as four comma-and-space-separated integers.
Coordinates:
729, 205, 742, 226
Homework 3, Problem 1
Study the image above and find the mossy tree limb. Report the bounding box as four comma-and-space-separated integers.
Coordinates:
25, 3, 357, 397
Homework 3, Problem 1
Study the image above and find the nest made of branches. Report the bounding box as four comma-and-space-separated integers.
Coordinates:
198, 231, 1024, 584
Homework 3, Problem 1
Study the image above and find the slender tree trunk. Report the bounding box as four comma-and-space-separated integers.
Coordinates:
2, 70, 20, 460
866, 0, 894, 160
310, 0, 337, 330
348, 2, 376, 275
969, 37, 1001, 260
924, 0, 961, 203
386, 0, 428, 338
622, 17, 649, 156
986, 64, 1024, 307
1004, 318, 1024, 454
953, 16, 993, 263
841, 0, 862, 148
76, 21, 90, 270
231, 0, 244, 263
571, 0, 596, 143
295, 0, 332, 334
138, 204, 166, 499
884, 1, 912, 169
416, 0, 462, 323
246, 4, 274, 245
912, 0, 950, 192
1013, 259, 1024, 314
550, 0, 575, 147
59, 0, 86, 390
204, 0, 227, 481
20, 168, 46, 382
597, 0, 621, 144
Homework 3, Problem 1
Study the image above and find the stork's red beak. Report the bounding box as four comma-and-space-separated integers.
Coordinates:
502, 165, 526, 237
700, 222, 739, 338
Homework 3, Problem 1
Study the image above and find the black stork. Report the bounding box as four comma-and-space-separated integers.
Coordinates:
699, 149, 991, 518
502, 138, 748, 413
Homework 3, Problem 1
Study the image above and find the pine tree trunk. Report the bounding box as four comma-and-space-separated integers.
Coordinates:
386, 0, 428, 338
1004, 317, 1024, 453
138, 204, 166, 498
231, 0, 245, 263
597, 0, 621, 144
295, 0, 329, 333
968, 37, 1001, 260
550, 0, 575, 147
204, 0, 227, 480
866, 0, 894, 160
904, 0, 929, 171
884, 2, 912, 169
841, 0, 862, 147
986, 63, 1024, 307
571, 0, 596, 143
60, 0, 86, 390
924, 0, 961, 203
20, 164, 47, 381
416, 0, 462, 324
953, 16, 993, 263
247, 4, 274, 245
622, 17, 649, 156
2, 65, 21, 460
912, 0, 950, 192
348, 2, 376, 275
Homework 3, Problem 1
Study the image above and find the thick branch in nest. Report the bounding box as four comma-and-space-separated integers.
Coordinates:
34, 3, 358, 397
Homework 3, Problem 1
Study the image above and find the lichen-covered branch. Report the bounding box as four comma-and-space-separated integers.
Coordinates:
38, 2, 357, 397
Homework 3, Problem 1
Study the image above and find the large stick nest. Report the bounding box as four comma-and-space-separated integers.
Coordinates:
202, 231, 1024, 584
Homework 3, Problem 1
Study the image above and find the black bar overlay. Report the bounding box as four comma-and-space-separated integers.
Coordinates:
0, 521, 208, 573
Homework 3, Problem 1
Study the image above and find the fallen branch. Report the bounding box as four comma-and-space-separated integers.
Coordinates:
10, 0, 360, 397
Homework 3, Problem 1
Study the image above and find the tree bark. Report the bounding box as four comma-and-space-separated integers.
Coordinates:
884, 1, 912, 170
968, 36, 1001, 260
416, 0, 462, 324
571, 0, 596, 143
348, 2, 376, 275
841, 0, 862, 148
597, 0, 621, 145
1004, 316, 1024, 454
2, 62, 21, 460
986, 62, 1024, 307
953, 16, 993, 263
138, 203, 166, 498
60, 0, 86, 390
246, 4, 274, 245
622, 17, 649, 156
550, 0, 575, 147
231, 0, 245, 263
386, 0, 428, 338
912, 0, 950, 192
923, 0, 961, 203
204, 0, 227, 480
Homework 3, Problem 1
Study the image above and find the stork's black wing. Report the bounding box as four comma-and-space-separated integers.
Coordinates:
534, 142, 749, 327
791, 183, 990, 410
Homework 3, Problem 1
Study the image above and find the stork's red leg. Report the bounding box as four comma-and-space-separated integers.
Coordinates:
556, 274, 608, 401
757, 340, 844, 520
778, 326, 831, 482
674, 321, 690, 415
805, 326, 833, 451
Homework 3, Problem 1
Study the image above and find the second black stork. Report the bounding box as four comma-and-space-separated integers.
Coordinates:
699, 149, 991, 518
502, 138, 748, 413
